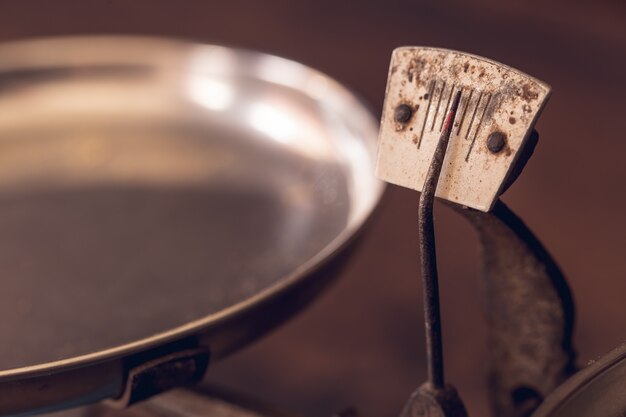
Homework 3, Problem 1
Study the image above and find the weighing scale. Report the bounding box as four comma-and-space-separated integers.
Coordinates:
0, 36, 622, 417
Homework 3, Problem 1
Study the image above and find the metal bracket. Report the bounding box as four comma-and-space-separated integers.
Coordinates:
108, 346, 210, 408
453, 201, 576, 417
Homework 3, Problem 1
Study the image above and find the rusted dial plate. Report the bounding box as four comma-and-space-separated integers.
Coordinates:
376, 47, 550, 211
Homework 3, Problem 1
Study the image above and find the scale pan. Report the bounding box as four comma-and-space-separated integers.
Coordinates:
0, 36, 382, 415
532, 344, 626, 417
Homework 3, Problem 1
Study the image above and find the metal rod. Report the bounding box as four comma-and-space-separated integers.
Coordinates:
418, 90, 461, 389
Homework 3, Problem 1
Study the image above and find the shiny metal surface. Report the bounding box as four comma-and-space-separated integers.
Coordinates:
0, 36, 382, 380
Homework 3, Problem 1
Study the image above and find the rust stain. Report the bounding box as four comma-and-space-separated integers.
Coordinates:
520, 83, 539, 102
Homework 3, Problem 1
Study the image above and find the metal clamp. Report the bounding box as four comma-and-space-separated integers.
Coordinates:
108, 346, 210, 408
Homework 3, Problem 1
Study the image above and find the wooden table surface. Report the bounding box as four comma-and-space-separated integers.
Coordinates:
0, 1, 624, 416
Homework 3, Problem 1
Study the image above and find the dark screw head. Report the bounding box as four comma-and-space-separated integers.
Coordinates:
394, 104, 413, 123
487, 131, 507, 153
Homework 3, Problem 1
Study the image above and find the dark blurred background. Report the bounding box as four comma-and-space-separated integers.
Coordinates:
0, 1, 624, 416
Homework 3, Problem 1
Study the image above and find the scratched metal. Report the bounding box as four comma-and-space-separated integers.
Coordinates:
376, 47, 550, 211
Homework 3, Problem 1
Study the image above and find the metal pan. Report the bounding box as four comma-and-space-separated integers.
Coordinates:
532, 343, 626, 417
0, 36, 383, 415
